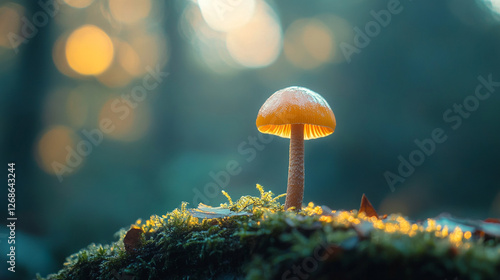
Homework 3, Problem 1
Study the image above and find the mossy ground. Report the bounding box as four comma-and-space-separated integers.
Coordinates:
40, 185, 500, 280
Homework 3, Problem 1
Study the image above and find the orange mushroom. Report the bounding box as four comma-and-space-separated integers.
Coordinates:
256, 86, 336, 210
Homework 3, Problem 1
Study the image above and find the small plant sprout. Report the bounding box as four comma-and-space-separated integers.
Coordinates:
256, 86, 336, 210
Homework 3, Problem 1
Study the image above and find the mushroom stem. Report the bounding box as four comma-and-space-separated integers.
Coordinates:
285, 123, 304, 210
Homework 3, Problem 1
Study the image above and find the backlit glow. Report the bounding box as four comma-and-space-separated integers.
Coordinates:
284, 18, 334, 69
483, 0, 500, 15
98, 98, 150, 141
65, 25, 114, 75
128, 33, 169, 75
0, 3, 23, 49
179, 3, 236, 73
225, 1, 282, 68
53, 34, 80, 78
198, 0, 256, 32
118, 41, 142, 76
97, 39, 134, 88
109, 0, 151, 24
319, 211, 474, 248
63, 0, 94, 8
36, 126, 81, 175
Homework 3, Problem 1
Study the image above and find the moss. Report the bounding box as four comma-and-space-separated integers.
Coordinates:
40, 185, 500, 280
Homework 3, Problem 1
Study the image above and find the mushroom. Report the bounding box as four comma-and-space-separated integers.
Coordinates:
256, 86, 336, 210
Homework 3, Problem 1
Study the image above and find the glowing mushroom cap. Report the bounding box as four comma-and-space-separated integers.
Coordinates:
256, 86, 336, 140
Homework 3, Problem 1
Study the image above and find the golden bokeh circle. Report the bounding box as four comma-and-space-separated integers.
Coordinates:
65, 25, 114, 75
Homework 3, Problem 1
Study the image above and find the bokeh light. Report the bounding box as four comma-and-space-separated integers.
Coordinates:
127, 32, 169, 75
180, 0, 281, 71
0, 3, 23, 49
36, 126, 81, 175
483, 0, 500, 15
63, 0, 94, 9
53, 34, 81, 78
97, 38, 134, 88
109, 0, 151, 25
65, 25, 114, 75
198, 0, 256, 32
97, 60, 133, 88
318, 15, 353, 64
225, 1, 282, 68
98, 97, 151, 141
284, 18, 334, 69
118, 41, 142, 77
179, 3, 236, 73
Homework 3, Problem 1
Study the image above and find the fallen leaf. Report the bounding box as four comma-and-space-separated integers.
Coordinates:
359, 194, 378, 218
484, 218, 500, 224
188, 203, 252, 219
124, 227, 143, 253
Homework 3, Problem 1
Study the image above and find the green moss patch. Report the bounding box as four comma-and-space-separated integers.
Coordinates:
40, 185, 500, 280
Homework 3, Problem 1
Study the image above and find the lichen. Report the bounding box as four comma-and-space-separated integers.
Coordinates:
40, 185, 500, 280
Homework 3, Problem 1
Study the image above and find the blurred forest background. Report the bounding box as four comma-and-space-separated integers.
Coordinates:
1, 0, 500, 278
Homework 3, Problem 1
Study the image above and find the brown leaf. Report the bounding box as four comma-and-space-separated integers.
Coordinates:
359, 194, 378, 218
124, 227, 143, 253
484, 218, 500, 224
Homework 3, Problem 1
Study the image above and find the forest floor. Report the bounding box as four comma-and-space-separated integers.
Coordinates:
40, 185, 500, 280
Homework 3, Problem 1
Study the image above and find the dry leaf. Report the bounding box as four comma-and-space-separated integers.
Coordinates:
124, 227, 143, 253
359, 194, 378, 218
484, 218, 500, 224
